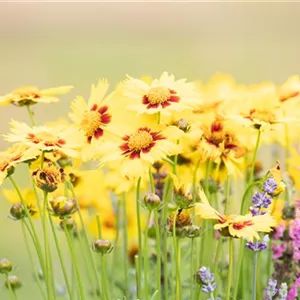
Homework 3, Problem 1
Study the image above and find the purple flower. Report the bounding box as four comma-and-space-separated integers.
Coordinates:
263, 177, 277, 195
287, 278, 300, 300
264, 278, 278, 299
246, 235, 269, 252
273, 223, 286, 240
196, 266, 216, 294
252, 192, 272, 209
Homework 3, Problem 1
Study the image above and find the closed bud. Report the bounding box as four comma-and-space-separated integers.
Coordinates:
5, 275, 21, 290
92, 239, 113, 254
10, 203, 26, 220
176, 118, 190, 133
144, 193, 161, 211
49, 196, 77, 218
32, 163, 64, 192
60, 218, 76, 231
0, 258, 12, 274
173, 187, 193, 209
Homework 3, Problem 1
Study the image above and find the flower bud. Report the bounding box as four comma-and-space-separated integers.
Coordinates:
144, 193, 161, 211
92, 239, 113, 254
10, 203, 26, 220
32, 163, 64, 192
59, 218, 76, 231
176, 119, 190, 132
0, 258, 12, 274
173, 187, 193, 209
49, 196, 77, 218
167, 211, 192, 235
5, 275, 21, 290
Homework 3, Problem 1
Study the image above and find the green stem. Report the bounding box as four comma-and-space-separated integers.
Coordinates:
213, 237, 222, 275
210, 292, 215, 300
21, 221, 47, 300
63, 220, 85, 300
40, 151, 45, 169
136, 177, 143, 299
100, 254, 110, 300
144, 211, 152, 300
25, 105, 36, 126
122, 195, 129, 299
5, 273, 18, 300
252, 252, 258, 300
175, 238, 182, 300
248, 129, 262, 185
149, 168, 155, 193
224, 176, 231, 214
233, 240, 245, 299
240, 181, 260, 215
154, 210, 161, 300
226, 238, 233, 300
48, 215, 73, 299
190, 238, 194, 300
67, 181, 101, 297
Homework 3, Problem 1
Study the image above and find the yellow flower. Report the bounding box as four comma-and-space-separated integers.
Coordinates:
197, 116, 246, 178
98, 122, 181, 180
195, 189, 276, 242
122, 72, 200, 117
4, 120, 83, 158
69, 79, 116, 145
0, 85, 73, 106
0, 143, 39, 186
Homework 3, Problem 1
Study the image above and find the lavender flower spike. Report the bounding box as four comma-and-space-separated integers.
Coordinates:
264, 278, 279, 300
263, 177, 277, 195
246, 235, 269, 252
196, 266, 217, 294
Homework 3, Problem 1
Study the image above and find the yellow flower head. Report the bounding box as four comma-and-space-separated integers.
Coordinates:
4, 120, 83, 158
0, 143, 39, 186
195, 189, 276, 242
0, 85, 73, 106
122, 72, 200, 118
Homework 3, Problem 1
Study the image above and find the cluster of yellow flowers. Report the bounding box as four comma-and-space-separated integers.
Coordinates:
0, 72, 300, 244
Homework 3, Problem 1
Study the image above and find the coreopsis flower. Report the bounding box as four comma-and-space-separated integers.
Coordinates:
197, 116, 246, 177
122, 72, 200, 118
195, 189, 276, 242
0, 143, 38, 185
279, 75, 300, 104
69, 79, 117, 146
97, 118, 181, 180
4, 120, 83, 158
0, 85, 73, 106
49, 196, 77, 218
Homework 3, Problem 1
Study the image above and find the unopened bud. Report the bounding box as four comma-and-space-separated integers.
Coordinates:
32, 163, 64, 192
0, 258, 12, 274
5, 275, 21, 290
144, 193, 161, 211
49, 196, 77, 218
60, 218, 76, 231
92, 239, 113, 254
10, 203, 26, 220
177, 119, 190, 132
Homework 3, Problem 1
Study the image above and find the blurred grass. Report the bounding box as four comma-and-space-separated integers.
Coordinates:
0, 2, 300, 299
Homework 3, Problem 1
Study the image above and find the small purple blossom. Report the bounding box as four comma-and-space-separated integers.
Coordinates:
246, 235, 269, 252
263, 177, 277, 195
264, 278, 279, 300
272, 243, 287, 260
287, 278, 300, 299
197, 266, 216, 294
273, 223, 286, 240
252, 192, 272, 209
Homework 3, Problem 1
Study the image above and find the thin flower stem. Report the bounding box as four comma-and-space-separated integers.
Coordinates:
121, 194, 129, 299
8, 176, 47, 293
67, 180, 101, 298
154, 210, 161, 300
190, 238, 194, 300
25, 105, 36, 126
224, 176, 231, 214
252, 252, 258, 300
240, 181, 260, 214
135, 177, 143, 299
96, 213, 102, 238
144, 211, 152, 300
149, 168, 155, 193
176, 238, 182, 300
42, 191, 54, 300
248, 129, 261, 185
233, 240, 245, 299
48, 215, 73, 299
100, 254, 110, 300
5, 273, 18, 300
213, 237, 222, 275
63, 220, 85, 300
210, 292, 215, 300
40, 151, 45, 169
226, 238, 233, 300
21, 221, 47, 300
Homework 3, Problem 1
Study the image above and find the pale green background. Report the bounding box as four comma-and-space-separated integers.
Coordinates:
0, 2, 300, 299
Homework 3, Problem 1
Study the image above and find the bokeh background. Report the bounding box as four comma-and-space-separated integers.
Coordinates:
0, 2, 300, 299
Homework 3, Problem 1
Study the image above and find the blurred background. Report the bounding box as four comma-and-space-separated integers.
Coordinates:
0, 2, 300, 298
